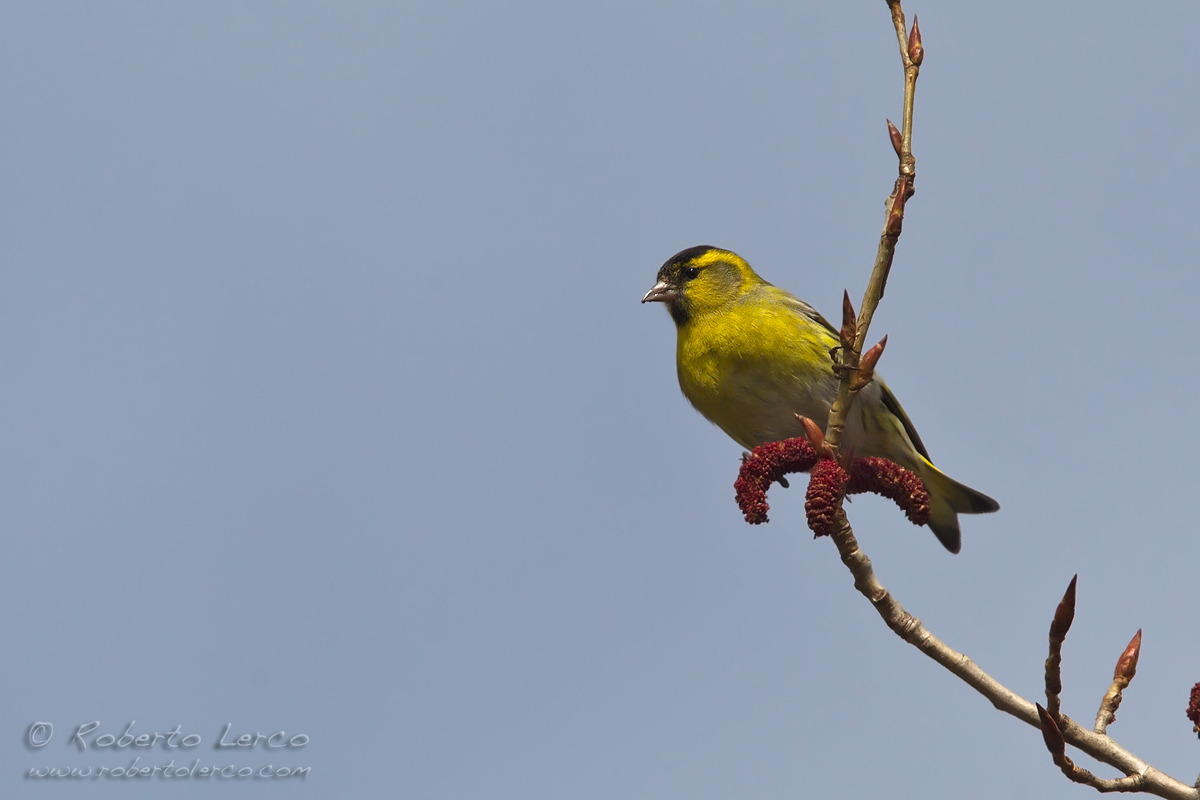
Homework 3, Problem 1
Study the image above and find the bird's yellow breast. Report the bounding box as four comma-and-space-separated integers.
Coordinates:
675, 289, 838, 450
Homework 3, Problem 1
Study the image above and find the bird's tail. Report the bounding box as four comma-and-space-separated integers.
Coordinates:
916, 461, 1000, 554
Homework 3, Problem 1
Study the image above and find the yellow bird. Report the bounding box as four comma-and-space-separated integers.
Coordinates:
643, 245, 998, 552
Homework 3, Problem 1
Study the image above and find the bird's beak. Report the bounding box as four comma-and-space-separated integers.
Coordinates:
641, 279, 677, 304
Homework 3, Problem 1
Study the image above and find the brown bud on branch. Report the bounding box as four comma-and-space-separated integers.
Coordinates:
1114, 629, 1142, 684
1037, 702, 1123, 788
840, 290, 857, 350
1094, 629, 1143, 734
1044, 574, 1077, 719
1050, 575, 1078, 642
852, 335, 887, 390
885, 177, 910, 236
908, 16, 924, 66
797, 414, 835, 460
887, 119, 903, 159
1037, 703, 1066, 762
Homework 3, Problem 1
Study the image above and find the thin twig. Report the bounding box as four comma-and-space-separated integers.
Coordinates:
1039, 709, 1148, 792
813, 3, 1198, 797
826, 510, 1197, 799
824, 0, 919, 451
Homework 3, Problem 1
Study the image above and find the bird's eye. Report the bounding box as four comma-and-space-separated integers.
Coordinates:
683, 266, 699, 280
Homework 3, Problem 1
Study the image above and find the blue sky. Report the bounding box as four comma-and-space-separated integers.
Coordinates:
2, 2, 1198, 797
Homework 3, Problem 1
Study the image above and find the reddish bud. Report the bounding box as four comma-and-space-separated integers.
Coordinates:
796, 414, 834, 460
840, 290, 857, 349
1114, 630, 1142, 684
1045, 576, 1076, 709
886, 179, 909, 235
854, 335, 887, 388
1096, 629, 1143, 728
1050, 575, 1078, 642
908, 16, 924, 66
887, 119, 903, 159
1036, 703, 1065, 760
805, 459, 848, 537
734, 437, 819, 524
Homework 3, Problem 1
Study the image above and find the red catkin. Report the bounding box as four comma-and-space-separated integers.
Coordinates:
735, 438, 931, 530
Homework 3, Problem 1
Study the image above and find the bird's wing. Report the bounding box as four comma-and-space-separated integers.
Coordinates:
776, 292, 840, 339
777, 288, 934, 463
878, 381, 932, 462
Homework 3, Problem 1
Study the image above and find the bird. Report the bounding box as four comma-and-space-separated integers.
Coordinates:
642, 245, 998, 553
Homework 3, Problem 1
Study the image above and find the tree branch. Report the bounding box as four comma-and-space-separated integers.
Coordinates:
825, 510, 1196, 799
812, 5, 1200, 797
824, 0, 918, 452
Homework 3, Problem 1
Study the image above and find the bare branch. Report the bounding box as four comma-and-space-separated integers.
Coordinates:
823, 2, 921, 451
1040, 703, 1150, 792
796, 5, 1199, 797
825, 510, 1196, 798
